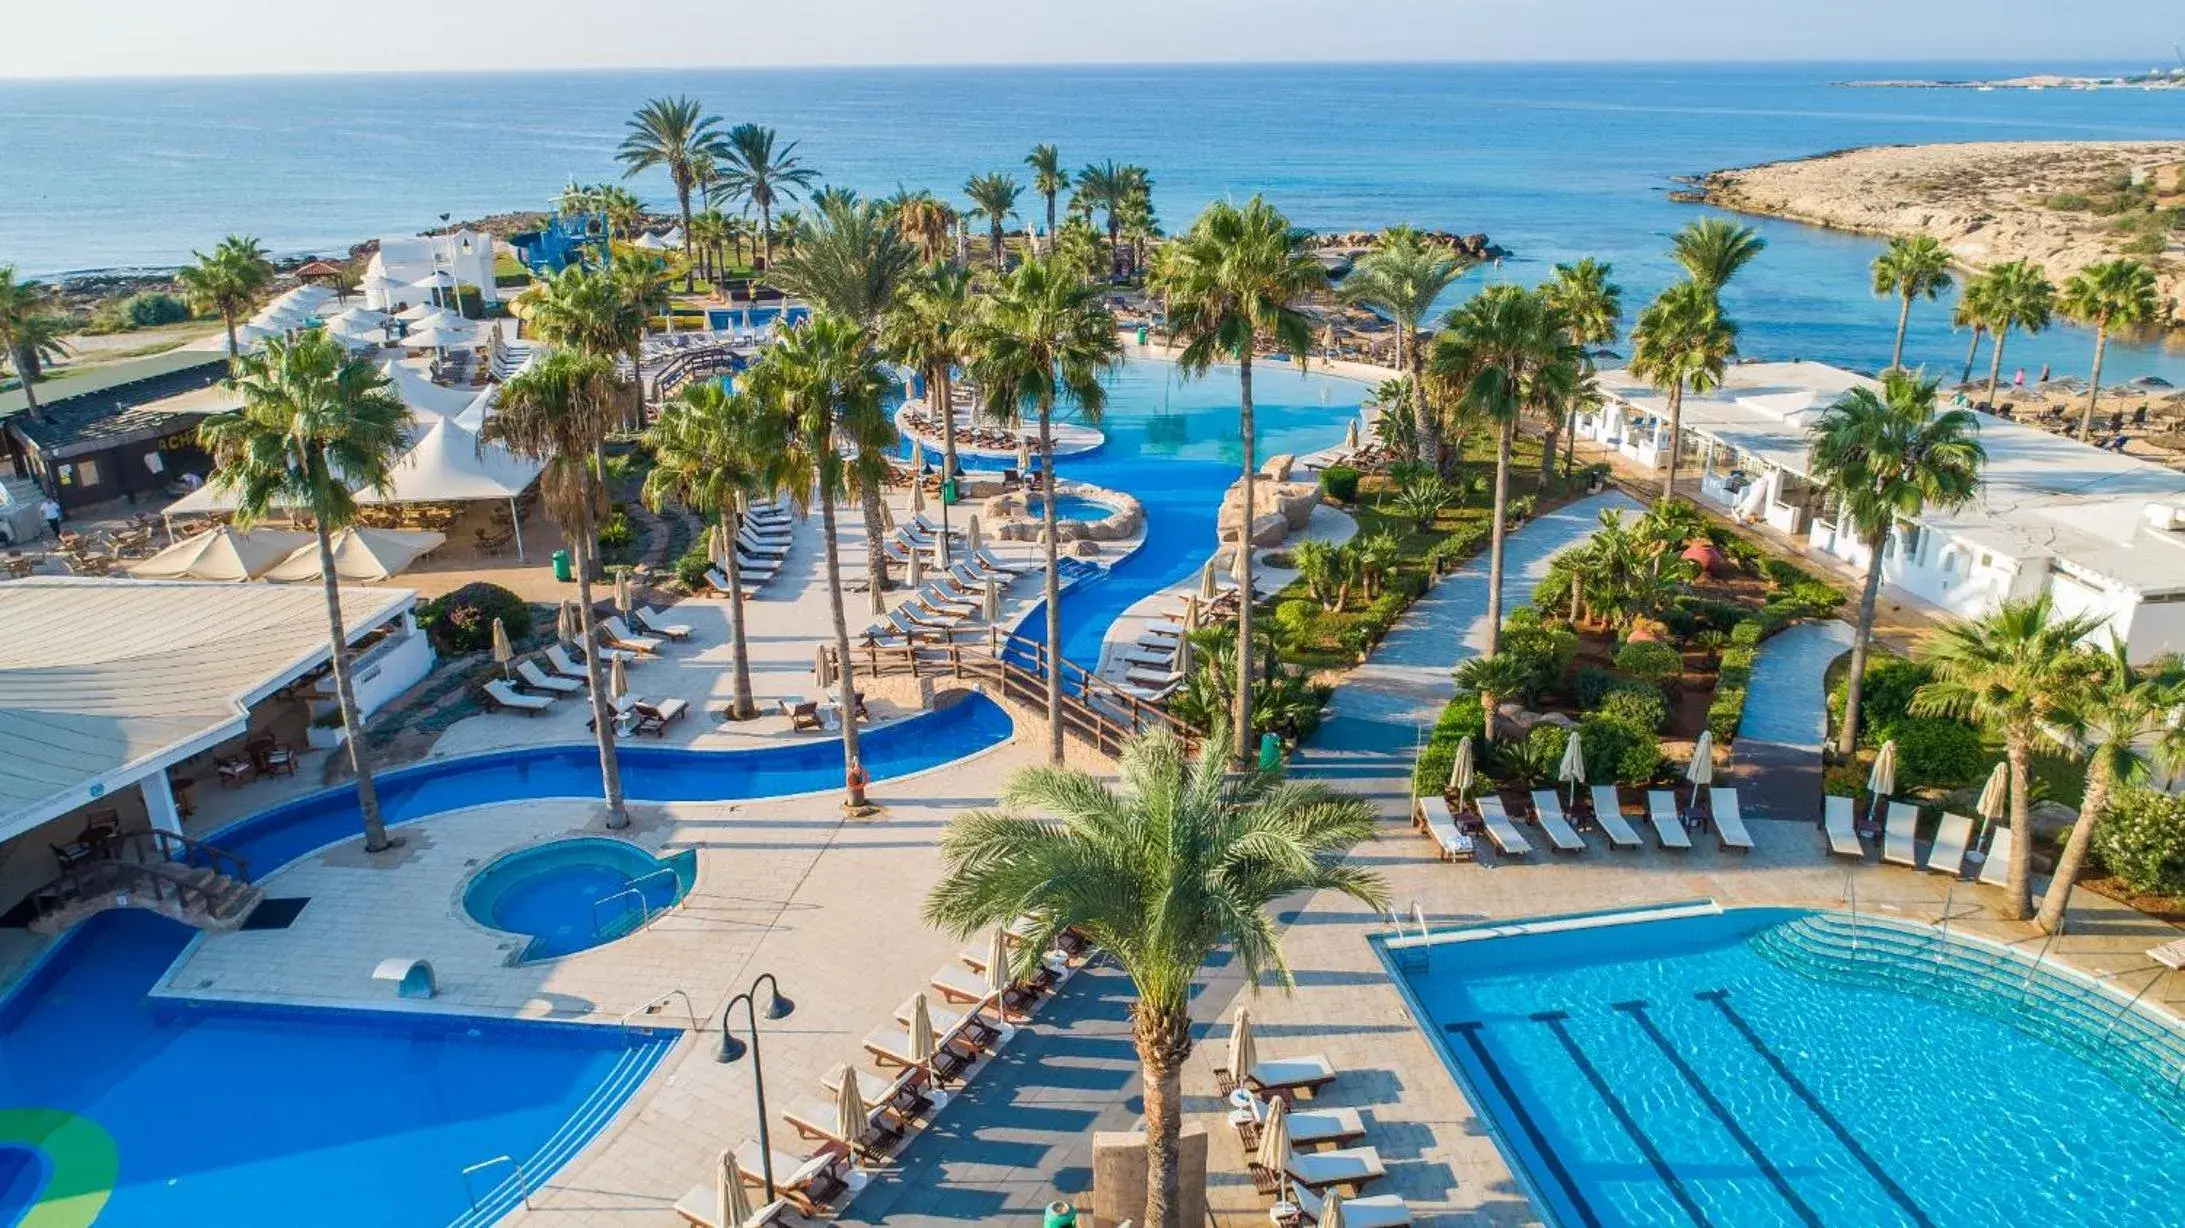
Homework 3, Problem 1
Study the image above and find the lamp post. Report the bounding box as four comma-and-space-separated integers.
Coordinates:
717, 973, 795, 1202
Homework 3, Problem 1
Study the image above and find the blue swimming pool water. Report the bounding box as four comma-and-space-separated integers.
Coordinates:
1024, 494, 1115, 523
0, 1145, 43, 1224
464, 838, 697, 962
1385, 908, 2185, 1228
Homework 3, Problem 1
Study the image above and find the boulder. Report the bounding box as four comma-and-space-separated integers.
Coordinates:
1070, 539, 1102, 558
1217, 479, 1321, 544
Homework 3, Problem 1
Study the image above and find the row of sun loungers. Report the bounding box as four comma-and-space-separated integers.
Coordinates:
1214, 1029, 1413, 1221
1826, 794, 2003, 884
704, 500, 799, 596
865, 549, 1031, 644
1414, 787, 1752, 859
483, 615, 696, 734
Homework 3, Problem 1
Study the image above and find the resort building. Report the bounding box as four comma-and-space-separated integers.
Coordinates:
359, 229, 499, 314
1576, 360, 2185, 659
0, 350, 231, 516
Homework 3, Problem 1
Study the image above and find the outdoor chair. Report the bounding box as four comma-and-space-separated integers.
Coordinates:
1292, 1182, 1413, 1228
637, 607, 693, 641
484, 679, 553, 716
780, 698, 823, 731
633, 699, 689, 736
545, 643, 592, 681
1822, 795, 1863, 858
1284, 1143, 1388, 1192
860, 1022, 976, 1082
1473, 795, 1532, 858
1527, 790, 1587, 853
1645, 790, 1692, 850
1709, 787, 1754, 852
1978, 826, 2014, 887
600, 617, 663, 655
780, 1095, 903, 1161
819, 1062, 937, 1125
1587, 785, 1643, 849
1882, 801, 1920, 867
1412, 795, 1475, 862
1215, 1051, 1337, 1100
1925, 813, 1974, 878
516, 660, 583, 695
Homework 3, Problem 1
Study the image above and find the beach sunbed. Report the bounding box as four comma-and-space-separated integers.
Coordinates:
633, 699, 688, 736
929, 961, 1043, 1017
545, 643, 594, 681
1285, 1144, 1388, 1192
1710, 787, 1754, 852
1978, 826, 2014, 887
780, 698, 823, 731
732, 1142, 855, 1219
484, 679, 552, 715
601, 617, 664, 655
819, 1062, 937, 1123
1645, 790, 1692, 850
2149, 939, 2185, 971
1926, 812, 1974, 878
1587, 785, 1643, 849
1292, 1181, 1410, 1228
892, 993, 1006, 1049
1119, 645, 1176, 670
780, 1095, 901, 1159
1235, 1093, 1368, 1150
1474, 794, 1531, 857
1528, 790, 1587, 853
861, 1022, 975, 1081
1883, 801, 1920, 867
672, 1187, 789, 1228
737, 532, 790, 560
1234, 1053, 1338, 1098
1118, 677, 1182, 703
1823, 795, 1863, 859
637, 606, 693, 641
1413, 795, 1476, 862
516, 659, 583, 694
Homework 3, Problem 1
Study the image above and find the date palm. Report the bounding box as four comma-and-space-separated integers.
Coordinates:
969, 257, 1121, 763
177, 235, 274, 358
882, 263, 976, 479
1158, 197, 1326, 764
485, 349, 632, 828
1912, 594, 2103, 920
0, 267, 66, 418
1970, 260, 2054, 410
1072, 160, 1133, 277
520, 264, 646, 488
1025, 144, 1064, 252
1628, 279, 1736, 506
595, 185, 646, 246
1808, 371, 1985, 756
2058, 258, 2161, 439
710, 123, 819, 272
1340, 227, 1471, 469
1543, 257, 1623, 477
1671, 217, 1766, 296
1455, 652, 1534, 742
617, 96, 730, 292
963, 172, 1022, 268
642, 380, 768, 719
887, 190, 956, 265
1952, 276, 1994, 387
1871, 234, 1954, 372
923, 725, 1384, 1228
200, 330, 412, 851
689, 208, 732, 287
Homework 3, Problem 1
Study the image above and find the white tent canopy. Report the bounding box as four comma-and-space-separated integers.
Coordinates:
361, 416, 542, 558
263, 526, 446, 582
382, 360, 477, 421
394, 302, 443, 323
130, 526, 312, 582
633, 231, 673, 250
396, 321, 480, 350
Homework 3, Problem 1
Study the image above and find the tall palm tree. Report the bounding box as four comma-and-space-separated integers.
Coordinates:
608, 251, 672, 425
1025, 144, 1065, 252
1807, 370, 1985, 756
1543, 257, 1623, 476
923, 726, 1385, 1228
1871, 235, 1955, 372
1670, 217, 1766, 296
0, 267, 65, 418
963, 173, 1023, 268
1339, 227, 1471, 470
1912, 594, 2103, 920
1072, 161, 1133, 277
1952, 276, 1994, 387
595, 185, 646, 246
1117, 168, 1159, 275
689, 208, 732, 287
711, 124, 820, 272
883, 263, 976, 479
2035, 637, 2185, 934
486, 349, 632, 828
2058, 258, 2162, 438
177, 235, 274, 358
1157, 197, 1325, 764
889, 192, 957, 266
521, 264, 646, 523
969, 258, 1122, 763
1628, 279, 1736, 506
1971, 260, 2054, 409
199, 330, 412, 851
642, 381, 767, 719
617, 96, 731, 292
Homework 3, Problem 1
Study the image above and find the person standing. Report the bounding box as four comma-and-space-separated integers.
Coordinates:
39, 496, 61, 540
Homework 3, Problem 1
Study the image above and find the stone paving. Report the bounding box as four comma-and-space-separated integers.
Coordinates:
1729, 619, 1854, 822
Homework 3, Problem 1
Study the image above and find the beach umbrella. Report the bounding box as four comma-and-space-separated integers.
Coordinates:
394, 301, 441, 322
965, 514, 983, 554
129, 525, 311, 582
615, 570, 634, 614
815, 643, 834, 689
908, 993, 936, 1068
1972, 761, 2010, 857
398, 321, 478, 350
1344, 418, 1360, 450
986, 926, 1013, 998
983, 578, 1002, 622
717, 1148, 753, 1228
558, 600, 579, 643
910, 478, 926, 514
907, 545, 924, 588
1867, 739, 1898, 826
1255, 1094, 1292, 1174
834, 1068, 866, 1154
1558, 731, 1587, 806
877, 497, 896, 532
1176, 631, 1194, 678
932, 533, 951, 570
1321, 1190, 1350, 1228
1685, 731, 1715, 786
491, 617, 513, 677
1183, 593, 1200, 634
1228, 1006, 1257, 1086
1015, 435, 1031, 476
909, 436, 925, 475
1234, 544, 1251, 585
609, 655, 629, 701
1448, 735, 1476, 802
1199, 558, 1221, 601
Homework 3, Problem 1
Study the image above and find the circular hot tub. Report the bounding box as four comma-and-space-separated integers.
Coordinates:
462, 837, 695, 962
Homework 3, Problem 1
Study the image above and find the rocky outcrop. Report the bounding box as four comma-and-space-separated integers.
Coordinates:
1313, 230, 1503, 261
989, 483, 1142, 543
1218, 480, 1322, 546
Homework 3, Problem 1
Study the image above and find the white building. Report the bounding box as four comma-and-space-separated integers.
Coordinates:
361, 230, 499, 314
1576, 360, 2185, 660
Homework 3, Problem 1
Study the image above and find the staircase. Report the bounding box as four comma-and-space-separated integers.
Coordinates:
26, 829, 260, 936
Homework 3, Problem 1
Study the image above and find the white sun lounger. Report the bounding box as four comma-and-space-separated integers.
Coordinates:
1883, 801, 1920, 867
1823, 795, 1863, 858
1118, 677, 1182, 702
1413, 795, 1476, 862
484, 679, 553, 714
1926, 812, 1975, 878
2149, 939, 2185, 971
1293, 1181, 1410, 1228
601, 616, 664, 655
1978, 825, 2014, 887
672, 1187, 789, 1228
544, 643, 592, 680
1645, 790, 1691, 850
1246, 1053, 1338, 1096
1126, 666, 1184, 689
1528, 790, 1587, 853
1474, 794, 1532, 857
1709, 787, 1754, 852
1239, 1094, 1368, 1148
1286, 1144, 1387, 1192
1120, 645, 1176, 670
637, 607, 693, 640
781, 1095, 900, 1157
516, 659, 584, 694
975, 547, 1029, 576
1587, 785, 1643, 849
737, 532, 790, 559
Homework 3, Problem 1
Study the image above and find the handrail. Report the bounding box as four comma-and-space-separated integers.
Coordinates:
28, 827, 251, 928
620, 989, 701, 1039
589, 866, 683, 939
459, 1155, 529, 1212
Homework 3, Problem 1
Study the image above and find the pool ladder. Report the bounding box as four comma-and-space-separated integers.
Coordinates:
460, 1154, 529, 1213
589, 866, 683, 940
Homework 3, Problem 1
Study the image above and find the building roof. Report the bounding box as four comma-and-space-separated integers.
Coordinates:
4, 351, 233, 458
0, 577, 413, 840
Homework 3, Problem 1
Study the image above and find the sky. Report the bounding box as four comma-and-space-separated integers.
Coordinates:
6, 0, 2182, 78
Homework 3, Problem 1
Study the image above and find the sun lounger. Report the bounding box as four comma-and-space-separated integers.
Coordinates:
892, 994, 1005, 1048
862, 1022, 976, 1079
1413, 795, 1475, 862
1243, 1053, 1337, 1097
1474, 794, 1532, 857
706, 566, 769, 596
780, 1095, 902, 1159
1883, 801, 1920, 867
1285, 1144, 1387, 1192
917, 585, 977, 617
1528, 790, 1586, 853
737, 533, 790, 560
1709, 787, 1754, 853
819, 1062, 937, 1122
1823, 795, 1863, 858
1293, 1181, 1411, 1228
911, 513, 961, 541
731, 1140, 855, 1219
1120, 645, 1176, 670
517, 659, 584, 694
672, 1186, 789, 1228
1926, 812, 1974, 878
601, 617, 664, 655
779, 698, 822, 731
637, 607, 693, 641
545, 643, 592, 680
1978, 826, 2014, 887
975, 547, 1030, 576
2149, 939, 2185, 971
1126, 666, 1184, 689
1587, 785, 1643, 849
484, 679, 553, 715
1118, 677, 1182, 702
633, 698, 689, 736
1236, 1093, 1368, 1149
1645, 790, 1692, 850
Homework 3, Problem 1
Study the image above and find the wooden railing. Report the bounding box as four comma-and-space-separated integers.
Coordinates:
27, 829, 250, 928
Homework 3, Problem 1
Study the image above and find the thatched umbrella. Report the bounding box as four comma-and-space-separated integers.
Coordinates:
1685, 730, 1715, 816
907, 545, 924, 588
1199, 558, 1220, 601
615, 569, 634, 614
983, 579, 1002, 622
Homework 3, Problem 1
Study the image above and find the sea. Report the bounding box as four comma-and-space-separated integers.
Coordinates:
4, 60, 2183, 380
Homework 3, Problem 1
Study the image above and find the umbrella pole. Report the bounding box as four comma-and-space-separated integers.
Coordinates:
509, 496, 526, 562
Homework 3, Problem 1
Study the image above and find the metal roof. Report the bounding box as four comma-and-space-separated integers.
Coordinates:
3, 351, 233, 458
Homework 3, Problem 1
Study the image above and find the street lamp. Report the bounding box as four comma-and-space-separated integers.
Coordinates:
717, 973, 795, 1202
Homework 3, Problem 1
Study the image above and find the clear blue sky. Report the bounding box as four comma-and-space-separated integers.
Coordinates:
8, 0, 2182, 78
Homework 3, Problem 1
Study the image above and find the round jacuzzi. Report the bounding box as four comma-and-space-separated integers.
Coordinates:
462, 837, 696, 962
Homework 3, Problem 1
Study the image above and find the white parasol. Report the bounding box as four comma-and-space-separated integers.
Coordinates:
1558, 730, 1587, 806
1447, 735, 1475, 802
491, 617, 513, 677
1228, 1005, 1257, 1085
1866, 739, 1898, 826
966, 514, 983, 554
609, 654, 629, 701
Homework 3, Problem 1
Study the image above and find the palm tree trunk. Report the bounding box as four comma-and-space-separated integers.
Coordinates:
223, 311, 240, 360
2078, 326, 2109, 439
1406, 332, 1439, 471
990, 220, 1005, 269
574, 494, 630, 829
1836, 525, 1888, 756
1481, 688, 1500, 743
1045, 194, 1057, 251
679, 189, 697, 293
1540, 413, 1559, 485
862, 483, 888, 617
1960, 325, 1984, 386
819, 493, 868, 809
2036, 759, 2113, 934
1891, 293, 1912, 371
1039, 395, 1064, 765
1135, 997, 1193, 1228
1236, 354, 1258, 766
936, 364, 958, 479
315, 523, 391, 851
759, 203, 774, 272
724, 535, 757, 720
2004, 734, 2035, 920
1562, 402, 1577, 477
1984, 327, 2010, 410
1483, 417, 1513, 658
1658, 383, 1683, 506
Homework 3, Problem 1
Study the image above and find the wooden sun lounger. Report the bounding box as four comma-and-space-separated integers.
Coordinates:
1244, 1054, 1337, 1097
1926, 812, 1975, 878
1588, 785, 1643, 849
516, 659, 583, 694
673, 1187, 788, 1228
975, 547, 1030, 576
780, 1096, 901, 1159
1286, 1144, 1387, 1192
1528, 790, 1586, 853
1120, 646, 1175, 670
1645, 790, 1692, 850
1709, 787, 1754, 852
2149, 939, 2185, 971
637, 606, 693, 640
861, 1022, 975, 1080
484, 679, 553, 714
1413, 795, 1475, 862
545, 643, 592, 680
1293, 1182, 1411, 1228
1978, 826, 2014, 887
733, 1142, 853, 1219
601, 617, 663, 655
819, 1062, 936, 1123
1823, 795, 1863, 858
1474, 794, 1532, 857
1883, 801, 1920, 867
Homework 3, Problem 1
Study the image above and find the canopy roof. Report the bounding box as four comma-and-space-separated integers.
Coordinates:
381, 360, 477, 420
361, 415, 541, 504
263, 526, 446, 582
129, 525, 312, 581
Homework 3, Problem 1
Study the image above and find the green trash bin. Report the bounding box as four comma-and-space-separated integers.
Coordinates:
551, 549, 572, 582
1135, 326, 1150, 346
1043, 1202, 1077, 1228
1258, 732, 1282, 771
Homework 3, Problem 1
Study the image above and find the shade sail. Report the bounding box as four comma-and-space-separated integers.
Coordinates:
360, 415, 541, 504
262, 526, 446, 582
130, 526, 312, 582
381, 360, 477, 420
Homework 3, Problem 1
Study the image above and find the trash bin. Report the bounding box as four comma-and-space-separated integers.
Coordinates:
1135, 326, 1149, 346
1043, 1203, 1077, 1228
552, 549, 572, 582
1258, 732, 1282, 771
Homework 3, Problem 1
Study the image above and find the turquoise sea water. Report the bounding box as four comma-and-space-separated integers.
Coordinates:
3, 61, 2182, 378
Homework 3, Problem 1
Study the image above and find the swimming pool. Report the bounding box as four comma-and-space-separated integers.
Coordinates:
1023, 494, 1117, 522
463, 838, 698, 962
1381, 906, 2185, 1228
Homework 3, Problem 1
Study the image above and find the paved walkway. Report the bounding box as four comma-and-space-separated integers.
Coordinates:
1730, 619, 1853, 822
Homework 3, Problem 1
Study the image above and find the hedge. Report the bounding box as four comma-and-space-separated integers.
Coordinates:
1319, 465, 1361, 504
417, 582, 533, 654
1412, 698, 1485, 796
1704, 618, 1766, 742
1882, 716, 1987, 790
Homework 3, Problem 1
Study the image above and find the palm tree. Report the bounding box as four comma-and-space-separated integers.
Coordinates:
595, 185, 646, 246
1871, 235, 1955, 372
609, 251, 672, 424
882, 263, 976, 479
889, 192, 957, 266
1670, 218, 1767, 295
1912, 594, 2103, 920
617, 96, 730, 292
642, 381, 767, 719
1628, 279, 1736, 506
2058, 258, 2162, 439
1455, 653, 1533, 742
1952, 276, 1994, 387
923, 726, 1385, 1228
1025, 144, 1065, 252
1157, 198, 1326, 764
1543, 257, 1623, 476
1807, 371, 1985, 756
1971, 260, 2054, 409
1117, 168, 1159, 275
177, 236, 274, 358
1340, 227, 1472, 469
689, 208, 732, 287
199, 330, 412, 851
711, 124, 820, 272
963, 173, 1023, 268
1072, 161, 1133, 277
0, 268, 66, 418
2035, 637, 2185, 934
968, 258, 1121, 763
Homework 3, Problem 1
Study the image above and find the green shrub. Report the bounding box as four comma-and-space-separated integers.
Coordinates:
2044, 191, 2092, 211
1614, 640, 1683, 687
1761, 558, 1806, 590
1599, 687, 1669, 733
1884, 716, 1988, 790
2092, 788, 2185, 897
1319, 465, 1361, 504
597, 512, 636, 551
1388, 570, 1429, 601
1412, 698, 1485, 795
1575, 665, 1636, 708
1717, 644, 1757, 690
1728, 620, 1764, 648
1578, 713, 1662, 784
1506, 494, 1537, 525
125, 291, 192, 327
1498, 724, 1570, 785
1275, 599, 1319, 637
1503, 616, 1578, 692
675, 544, 712, 590
1678, 596, 1747, 633
1707, 687, 1747, 740
417, 582, 533, 654
1830, 656, 1932, 743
